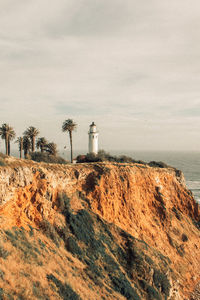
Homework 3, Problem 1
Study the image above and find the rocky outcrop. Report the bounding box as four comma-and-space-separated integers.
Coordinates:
0, 157, 199, 299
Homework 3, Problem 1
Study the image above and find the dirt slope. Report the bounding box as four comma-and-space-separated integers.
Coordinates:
0, 157, 199, 299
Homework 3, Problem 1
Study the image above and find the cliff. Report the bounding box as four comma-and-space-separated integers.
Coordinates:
0, 157, 199, 299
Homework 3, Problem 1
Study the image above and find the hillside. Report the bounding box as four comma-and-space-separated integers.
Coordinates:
0, 156, 199, 299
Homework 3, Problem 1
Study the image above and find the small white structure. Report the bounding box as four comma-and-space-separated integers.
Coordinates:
88, 122, 99, 154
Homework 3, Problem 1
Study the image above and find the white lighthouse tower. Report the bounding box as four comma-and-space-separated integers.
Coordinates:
88, 122, 99, 154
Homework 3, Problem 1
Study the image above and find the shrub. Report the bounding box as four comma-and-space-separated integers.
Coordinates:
39, 220, 60, 247
85, 153, 102, 162
77, 150, 146, 165
153, 269, 171, 297
148, 161, 169, 168
56, 193, 70, 212
84, 263, 104, 286
0, 269, 5, 279
0, 159, 6, 167
0, 245, 9, 259
28, 225, 34, 237
109, 273, 141, 300
0, 153, 6, 166
181, 233, 188, 242
172, 207, 182, 220
177, 244, 185, 257
4, 228, 40, 260
192, 218, 200, 230
65, 209, 95, 245
30, 152, 68, 164
76, 155, 86, 163
65, 236, 83, 256
47, 274, 81, 300
0, 288, 3, 299
85, 172, 100, 192
139, 279, 161, 300
32, 281, 42, 298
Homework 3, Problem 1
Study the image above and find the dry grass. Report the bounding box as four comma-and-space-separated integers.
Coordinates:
0, 226, 125, 299
0, 157, 199, 299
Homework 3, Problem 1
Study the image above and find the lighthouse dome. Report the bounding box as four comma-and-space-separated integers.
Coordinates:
89, 122, 97, 133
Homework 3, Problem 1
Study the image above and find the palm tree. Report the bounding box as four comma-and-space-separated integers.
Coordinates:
62, 119, 77, 163
0, 123, 16, 155
23, 136, 31, 158
36, 137, 48, 153
15, 137, 23, 158
46, 142, 57, 156
24, 126, 39, 152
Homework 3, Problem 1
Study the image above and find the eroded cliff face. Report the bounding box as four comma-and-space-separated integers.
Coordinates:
0, 157, 199, 299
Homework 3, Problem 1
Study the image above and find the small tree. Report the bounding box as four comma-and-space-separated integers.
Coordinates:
36, 137, 48, 153
62, 119, 77, 163
46, 142, 58, 156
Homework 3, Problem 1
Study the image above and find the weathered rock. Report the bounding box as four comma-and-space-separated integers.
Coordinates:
0, 157, 199, 299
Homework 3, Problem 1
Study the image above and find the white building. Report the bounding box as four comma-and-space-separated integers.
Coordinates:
88, 122, 99, 154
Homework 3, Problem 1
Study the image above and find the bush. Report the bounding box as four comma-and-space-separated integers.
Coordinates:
0, 245, 9, 259
65, 209, 95, 245
39, 220, 60, 247
148, 161, 169, 168
47, 274, 81, 300
192, 218, 200, 230
4, 228, 40, 260
77, 150, 146, 165
172, 207, 182, 220
65, 236, 83, 256
30, 152, 68, 164
139, 279, 161, 300
153, 269, 171, 297
77, 153, 102, 163
181, 233, 188, 242
0, 159, 6, 166
0, 288, 3, 299
0, 270, 4, 279
109, 273, 141, 300
56, 193, 70, 212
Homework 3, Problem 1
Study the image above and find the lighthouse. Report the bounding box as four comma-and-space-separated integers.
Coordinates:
88, 122, 99, 154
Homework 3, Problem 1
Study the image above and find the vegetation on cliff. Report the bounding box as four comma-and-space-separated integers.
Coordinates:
0, 158, 199, 299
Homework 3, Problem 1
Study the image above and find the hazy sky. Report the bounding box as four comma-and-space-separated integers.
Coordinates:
0, 0, 200, 154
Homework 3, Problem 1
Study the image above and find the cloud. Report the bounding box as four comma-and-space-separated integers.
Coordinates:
0, 0, 200, 152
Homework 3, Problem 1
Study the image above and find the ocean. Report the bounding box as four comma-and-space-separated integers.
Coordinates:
10, 149, 200, 204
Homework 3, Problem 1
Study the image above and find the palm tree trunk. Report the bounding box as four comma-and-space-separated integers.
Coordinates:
20, 139, 23, 159
8, 139, 10, 156
32, 137, 35, 152
5, 133, 8, 155
24, 149, 27, 159
69, 131, 73, 163
4, 139, 7, 155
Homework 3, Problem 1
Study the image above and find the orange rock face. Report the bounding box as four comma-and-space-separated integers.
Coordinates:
0, 159, 199, 298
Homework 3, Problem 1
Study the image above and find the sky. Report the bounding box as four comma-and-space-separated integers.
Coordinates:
0, 0, 200, 154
